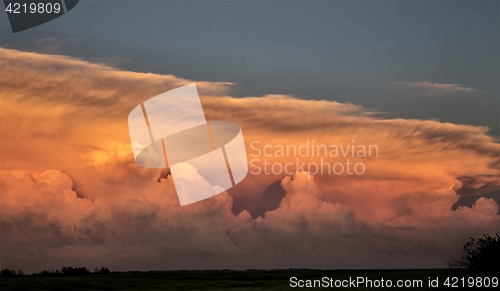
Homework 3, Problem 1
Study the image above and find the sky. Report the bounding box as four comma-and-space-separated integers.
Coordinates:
0, 0, 499, 272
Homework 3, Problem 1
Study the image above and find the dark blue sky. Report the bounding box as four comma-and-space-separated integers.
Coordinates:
2, 0, 498, 136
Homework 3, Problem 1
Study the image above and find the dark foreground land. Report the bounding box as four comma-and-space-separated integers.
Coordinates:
0, 269, 490, 291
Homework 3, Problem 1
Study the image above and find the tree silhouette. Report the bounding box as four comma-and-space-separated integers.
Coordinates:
449, 233, 500, 274
93, 267, 111, 274
1, 266, 112, 277
61, 266, 91, 276
0, 269, 16, 277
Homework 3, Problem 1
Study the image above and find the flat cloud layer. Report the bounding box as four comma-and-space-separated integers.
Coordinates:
1, 48, 499, 272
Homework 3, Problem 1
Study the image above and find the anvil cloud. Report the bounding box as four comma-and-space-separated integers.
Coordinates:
1, 49, 499, 272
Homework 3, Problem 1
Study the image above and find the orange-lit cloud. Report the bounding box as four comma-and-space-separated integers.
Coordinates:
1, 48, 499, 272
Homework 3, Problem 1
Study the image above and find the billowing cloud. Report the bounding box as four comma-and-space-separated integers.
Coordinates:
391, 81, 481, 97
1, 48, 499, 272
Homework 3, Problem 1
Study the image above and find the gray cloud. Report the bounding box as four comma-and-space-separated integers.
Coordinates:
391, 81, 482, 97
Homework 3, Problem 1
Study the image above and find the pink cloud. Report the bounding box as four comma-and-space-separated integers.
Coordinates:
1, 48, 499, 272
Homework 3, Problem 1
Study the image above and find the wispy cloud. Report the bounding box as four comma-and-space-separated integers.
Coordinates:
35, 37, 80, 54
392, 81, 481, 97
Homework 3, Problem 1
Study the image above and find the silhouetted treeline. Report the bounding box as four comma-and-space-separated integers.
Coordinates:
0, 267, 111, 277
449, 233, 500, 274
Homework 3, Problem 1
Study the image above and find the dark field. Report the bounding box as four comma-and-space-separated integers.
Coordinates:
0, 269, 489, 291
